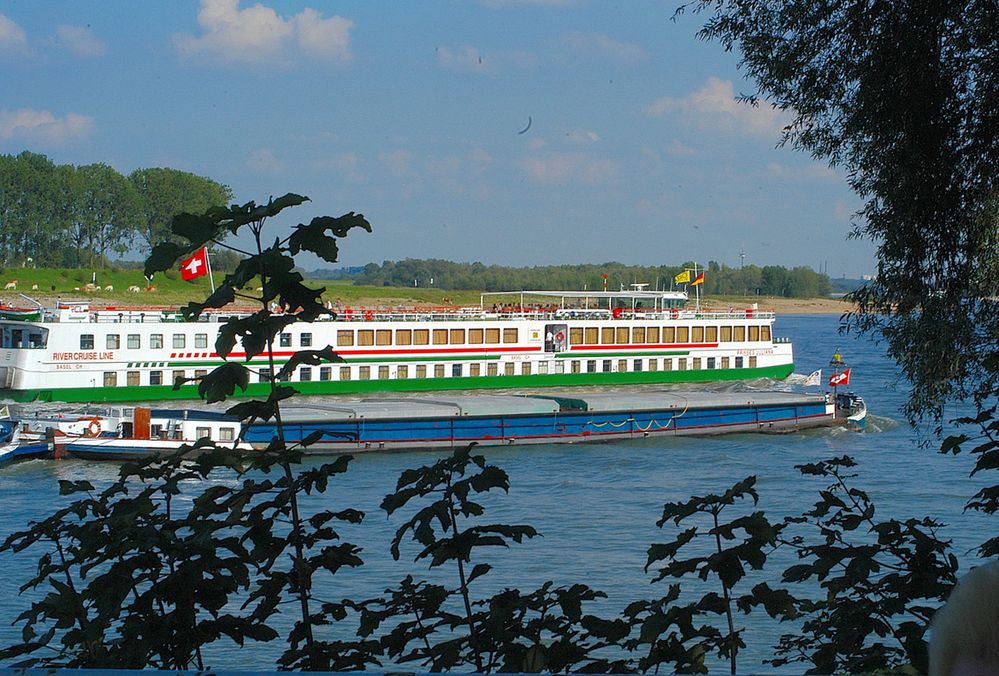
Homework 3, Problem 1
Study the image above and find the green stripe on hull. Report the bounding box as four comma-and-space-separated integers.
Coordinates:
2, 363, 795, 403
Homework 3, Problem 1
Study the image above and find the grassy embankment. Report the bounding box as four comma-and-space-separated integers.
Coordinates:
0, 268, 853, 313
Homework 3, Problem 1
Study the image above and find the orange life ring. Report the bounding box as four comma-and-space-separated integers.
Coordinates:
612, 307, 623, 319
364, 310, 374, 321
554, 330, 565, 342
86, 419, 102, 437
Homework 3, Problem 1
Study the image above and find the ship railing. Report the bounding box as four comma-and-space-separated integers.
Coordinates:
330, 307, 777, 322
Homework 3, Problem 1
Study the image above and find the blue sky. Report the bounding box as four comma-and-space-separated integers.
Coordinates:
0, 0, 875, 278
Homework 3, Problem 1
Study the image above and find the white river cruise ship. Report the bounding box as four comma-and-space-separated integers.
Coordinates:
0, 288, 794, 403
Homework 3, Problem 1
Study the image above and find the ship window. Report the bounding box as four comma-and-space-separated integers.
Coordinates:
693, 358, 702, 370
522, 362, 531, 375
150, 370, 163, 385
487, 363, 498, 376
571, 360, 581, 373
359, 366, 371, 380
358, 330, 374, 346
761, 326, 771, 341
539, 361, 549, 374
433, 329, 448, 345
677, 358, 687, 371
278, 333, 290, 347
468, 328, 483, 344
195, 369, 207, 379
258, 368, 271, 383
320, 366, 332, 381
485, 328, 500, 344
279, 369, 290, 382
415, 365, 426, 378
396, 329, 412, 345
584, 327, 598, 344
300, 367, 312, 381
104, 372, 117, 387
127, 371, 140, 386
470, 363, 481, 376
619, 359, 628, 372
376, 330, 392, 346
81, 334, 94, 350
196, 427, 211, 440
706, 326, 718, 342
173, 370, 185, 384
435, 364, 445, 378
127, 334, 140, 349
173, 334, 186, 349
676, 327, 689, 343
749, 356, 758, 368
195, 333, 208, 349
749, 326, 760, 341
632, 327, 646, 343
720, 326, 732, 342
734, 326, 746, 341
219, 427, 235, 442
663, 358, 672, 371
647, 327, 660, 343
587, 360, 597, 373
692, 326, 704, 342
398, 365, 408, 379
453, 364, 463, 377
450, 329, 465, 344
569, 327, 583, 344
707, 357, 716, 369
341, 366, 352, 380
414, 329, 430, 345
735, 356, 744, 368
337, 330, 354, 346
649, 359, 658, 371
107, 334, 121, 349
616, 327, 629, 344
662, 327, 675, 343
600, 327, 615, 344
150, 334, 163, 349
301, 333, 312, 347
634, 359, 643, 372
504, 362, 515, 376
722, 357, 730, 369
503, 328, 518, 343
603, 359, 612, 372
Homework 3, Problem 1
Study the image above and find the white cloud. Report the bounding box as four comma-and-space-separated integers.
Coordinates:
565, 128, 600, 144
522, 152, 619, 184
561, 31, 642, 62
174, 0, 353, 65
646, 77, 790, 138
247, 148, 284, 172
0, 14, 28, 54
667, 139, 697, 157
436, 45, 536, 73
0, 108, 94, 144
333, 153, 363, 181
480, 0, 576, 7
53, 25, 107, 57
766, 161, 838, 182
382, 149, 412, 177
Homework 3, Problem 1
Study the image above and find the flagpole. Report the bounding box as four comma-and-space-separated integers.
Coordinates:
205, 247, 216, 294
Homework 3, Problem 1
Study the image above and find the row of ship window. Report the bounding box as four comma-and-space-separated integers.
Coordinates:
80, 332, 314, 350
80, 324, 771, 350
102, 355, 759, 387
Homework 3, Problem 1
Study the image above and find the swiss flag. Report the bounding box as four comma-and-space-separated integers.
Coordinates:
180, 247, 209, 281
829, 368, 852, 387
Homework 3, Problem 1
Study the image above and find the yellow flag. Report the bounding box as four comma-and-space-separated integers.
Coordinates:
674, 270, 691, 284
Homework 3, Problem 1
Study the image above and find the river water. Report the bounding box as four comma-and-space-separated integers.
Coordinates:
0, 314, 989, 671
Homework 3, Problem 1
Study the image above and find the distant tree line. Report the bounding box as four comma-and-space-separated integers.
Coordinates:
0, 151, 231, 269
351, 258, 832, 298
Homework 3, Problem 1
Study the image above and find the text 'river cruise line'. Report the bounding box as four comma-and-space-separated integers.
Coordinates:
0, 286, 793, 404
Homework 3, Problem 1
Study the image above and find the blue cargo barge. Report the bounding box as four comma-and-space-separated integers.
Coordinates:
7, 390, 864, 462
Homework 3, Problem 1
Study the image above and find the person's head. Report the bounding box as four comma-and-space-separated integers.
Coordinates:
929, 561, 999, 675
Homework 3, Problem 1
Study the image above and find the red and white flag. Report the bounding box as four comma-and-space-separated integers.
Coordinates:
180, 247, 209, 281
829, 368, 852, 387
